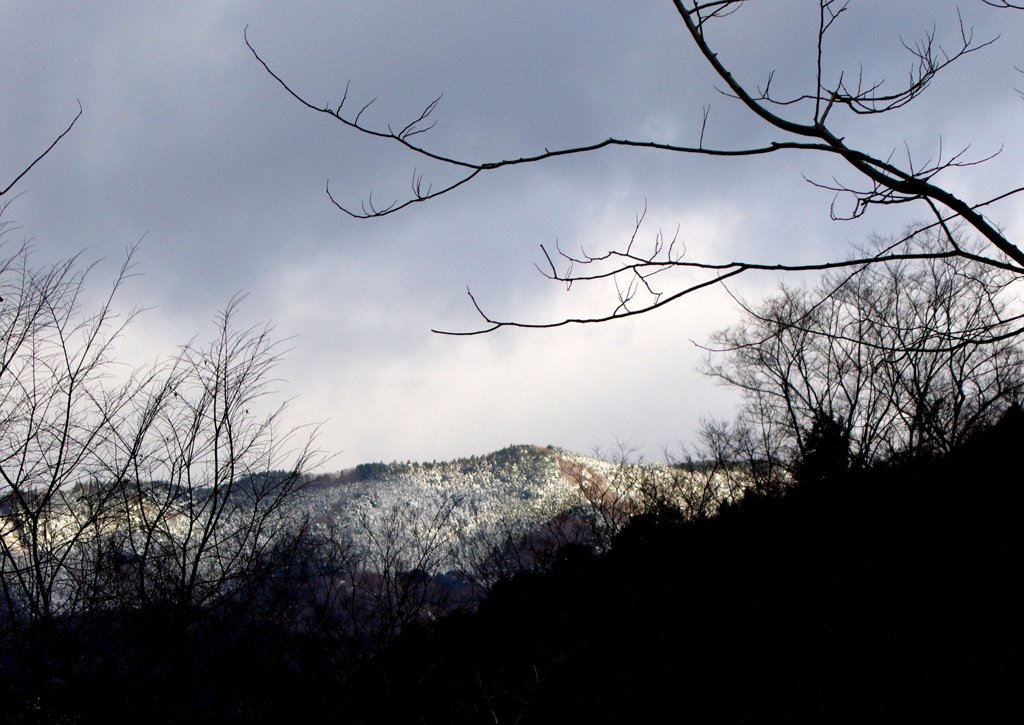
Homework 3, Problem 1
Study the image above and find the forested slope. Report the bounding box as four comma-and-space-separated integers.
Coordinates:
344, 412, 1022, 723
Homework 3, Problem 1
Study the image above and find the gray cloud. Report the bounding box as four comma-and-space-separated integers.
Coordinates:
2, 1, 1021, 468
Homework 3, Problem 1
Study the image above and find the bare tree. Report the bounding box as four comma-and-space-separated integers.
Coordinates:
301, 496, 466, 655
0, 242, 151, 630
247, 2, 1024, 333
563, 443, 753, 545
690, 414, 789, 498
452, 515, 549, 594
0, 238, 321, 698
703, 230, 1024, 470
114, 297, 321, 617
0, 97, 333, 721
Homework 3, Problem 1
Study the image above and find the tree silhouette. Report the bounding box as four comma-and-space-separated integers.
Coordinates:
0, 240, 321, 720
247, 2, 1024, 334
704, 231, 1024, 471
793, 411, 849, 486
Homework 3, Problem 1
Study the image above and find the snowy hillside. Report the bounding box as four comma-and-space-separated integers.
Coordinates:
294, 444, 741, 574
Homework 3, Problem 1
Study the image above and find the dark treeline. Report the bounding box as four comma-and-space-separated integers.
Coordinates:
344, 407, 1023, 723
1, 408, 1019, 723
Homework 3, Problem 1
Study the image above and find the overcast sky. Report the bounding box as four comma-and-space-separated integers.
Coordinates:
2, 1, 1021, 469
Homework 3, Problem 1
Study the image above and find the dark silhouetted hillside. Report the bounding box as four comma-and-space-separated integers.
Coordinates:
3, 415, 1019, 723
343, 410, 1023, 723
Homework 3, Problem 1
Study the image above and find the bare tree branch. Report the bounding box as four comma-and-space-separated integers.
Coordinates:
248, 3, 1024, 332
1, 102, 82, 197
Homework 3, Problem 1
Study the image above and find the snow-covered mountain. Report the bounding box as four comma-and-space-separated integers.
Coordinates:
293, 444, 733, 576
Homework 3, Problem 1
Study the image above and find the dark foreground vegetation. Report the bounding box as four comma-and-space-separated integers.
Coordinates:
3, 95, 1021, 719
2, 408, 1019, 724
346, 409, 1022, 724
1, 220, 1019, 722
